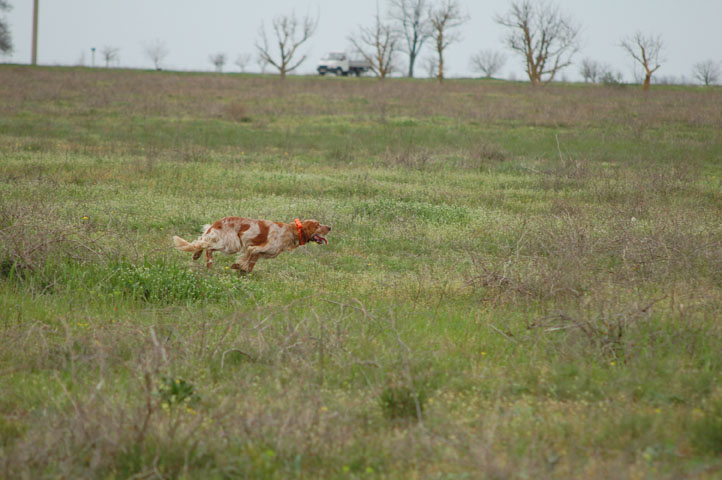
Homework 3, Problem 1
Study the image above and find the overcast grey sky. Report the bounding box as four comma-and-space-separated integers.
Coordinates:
2, 0, 721, 82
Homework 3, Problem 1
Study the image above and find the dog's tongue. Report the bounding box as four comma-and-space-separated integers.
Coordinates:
313, 234, 328, 245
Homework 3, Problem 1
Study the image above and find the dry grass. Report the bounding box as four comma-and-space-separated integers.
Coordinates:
2, 67, 722, 128
0, 202, 112, 277
1, 65, 721, 478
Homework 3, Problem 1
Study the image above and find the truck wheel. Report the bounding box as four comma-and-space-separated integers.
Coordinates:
336, 67, 343, 76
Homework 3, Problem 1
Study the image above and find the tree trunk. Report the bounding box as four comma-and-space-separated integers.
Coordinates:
527, 60, 541, 86
642, 72, 651, 91
408, 53, 416, 78
436, 34, 444, 83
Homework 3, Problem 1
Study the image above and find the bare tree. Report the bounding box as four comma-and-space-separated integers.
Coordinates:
423, 55, 438, 78
0, 0, 11, 54
256, 54, 268, 74
209, 53, 226, 72
428, 0, 468, 83
349, 8, 399, 79
470, 49, 506, 78
256, 12, 317, 79
389, 0, 431, 78
495, 0, 580, 85
579, 58, 600, 83
235, 53, 252, 72
143, 39, 169, 70
101, 46, 119, 68
692, 60, 720, 86
620, 32, 663, 91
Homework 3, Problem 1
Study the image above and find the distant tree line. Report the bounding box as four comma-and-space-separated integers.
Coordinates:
337, 0, 721, 88
3, 0, 719, 88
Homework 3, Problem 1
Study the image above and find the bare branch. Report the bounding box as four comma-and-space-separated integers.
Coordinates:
495, 0, 579, 85
579, 58, 600, 83
0, 0, 11, 54
208, 53, 226, 73
470, 49, 507, 78
256, 53, 268, 74
255, 12, 318, 78
388, 0, 432, 77
100, 46, 119, 68
349, 8, 399, 79
620, 31, 663, 91
692, 60, 719, 86
428, 0, 469, 83
142, 39, 169, 70
422, 55, 438, 78
234, 53, 252, 73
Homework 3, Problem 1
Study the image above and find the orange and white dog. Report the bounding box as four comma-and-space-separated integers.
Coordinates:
173, 217, 331, 273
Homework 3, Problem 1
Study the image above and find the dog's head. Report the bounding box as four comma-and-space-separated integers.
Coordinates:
301, 220, 331, 245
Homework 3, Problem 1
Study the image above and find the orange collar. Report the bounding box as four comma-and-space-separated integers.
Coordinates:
294, 218, 305, 245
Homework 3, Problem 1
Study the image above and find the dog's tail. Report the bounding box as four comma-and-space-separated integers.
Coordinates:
174, 225, 215, 259
173, 235, 207, 253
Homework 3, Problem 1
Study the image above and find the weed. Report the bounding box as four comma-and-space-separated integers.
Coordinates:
222, 101, 252, 123
0, 201, 111, 273
157, 376, 200, 407
105, 261, 246, 304
356, 198, 470, 225
379, 381, 427, 420
690, 396, 722, 455
1, 66, 721, 479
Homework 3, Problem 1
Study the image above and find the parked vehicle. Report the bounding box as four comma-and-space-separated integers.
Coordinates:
317, 52, 371, 77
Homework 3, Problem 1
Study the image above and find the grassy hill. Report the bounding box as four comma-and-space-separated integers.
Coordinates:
1, 66, 721, 478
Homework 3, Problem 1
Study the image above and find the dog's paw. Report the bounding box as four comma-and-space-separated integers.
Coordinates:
231, 263, 251, 275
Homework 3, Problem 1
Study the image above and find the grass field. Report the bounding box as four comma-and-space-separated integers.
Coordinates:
1, 65, 721, 479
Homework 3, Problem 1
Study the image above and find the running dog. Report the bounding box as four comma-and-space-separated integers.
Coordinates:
173, 217, 330, 273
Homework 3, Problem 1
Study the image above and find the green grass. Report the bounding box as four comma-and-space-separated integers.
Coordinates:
1, 65, 721, 478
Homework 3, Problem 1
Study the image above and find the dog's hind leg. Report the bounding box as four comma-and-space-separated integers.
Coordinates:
205, 249, 214, 269
192, 249, 203, 261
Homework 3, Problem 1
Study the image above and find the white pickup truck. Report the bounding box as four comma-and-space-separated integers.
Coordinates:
317, 52, 371, 77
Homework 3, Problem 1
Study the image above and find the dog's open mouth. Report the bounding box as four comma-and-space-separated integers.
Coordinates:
311, 234, 328, 245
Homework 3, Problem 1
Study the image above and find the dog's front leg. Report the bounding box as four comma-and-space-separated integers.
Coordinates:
245, 254, 260, 273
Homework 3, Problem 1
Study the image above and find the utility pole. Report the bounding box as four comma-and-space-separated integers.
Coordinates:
31, 0, 39, 65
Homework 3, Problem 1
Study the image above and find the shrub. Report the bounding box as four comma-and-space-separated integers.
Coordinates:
379, 382, 426, 420
0, 202, 110, 274
691, 397, 722, 455
222, 102, 252, 123
106, 261, 246, 304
